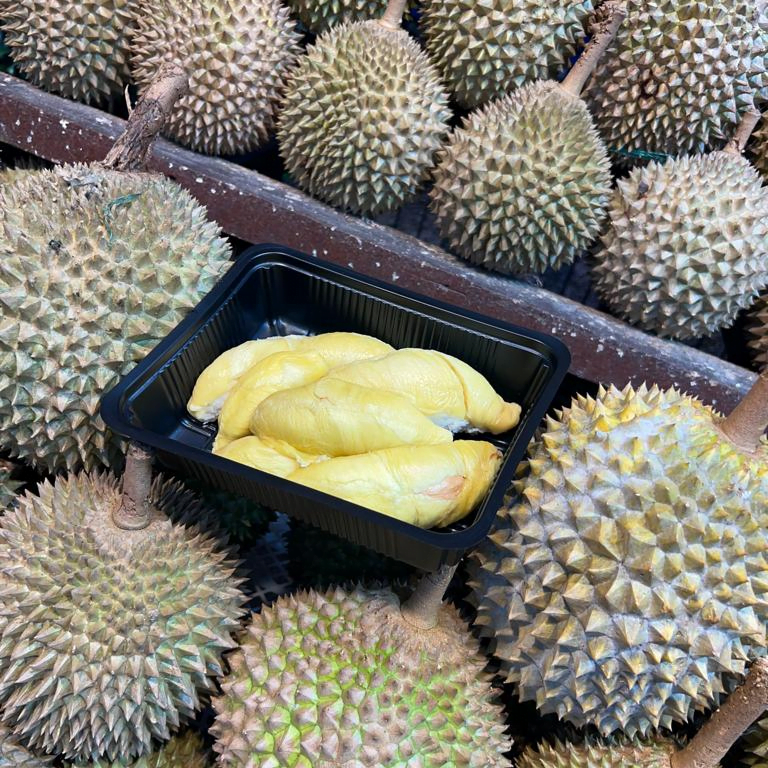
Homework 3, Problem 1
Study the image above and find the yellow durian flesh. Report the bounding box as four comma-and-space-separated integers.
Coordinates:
187, 332, 393, 422
213, 352, 330, 451
287, 440, 502, 528
250, 378, 453, 456
215, 435, 318, 476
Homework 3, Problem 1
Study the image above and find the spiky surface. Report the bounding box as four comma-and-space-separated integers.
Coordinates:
593, 152, 768, 339
0, 0, 131, 104
278, 21, 451, 216
741, 716, 768, 766
0, 165, 230, 474
421, 0, 595, 109
287, 0, 389, 33
0, 725, 54, 766
469, 384, 768, 737
0, 472, 246, 762
518, 738, 679, 768
583, 0, 768, 160
131, 0, 301, 156
747, 295, 768, 372
212, 586, 510, 766
431, 81, 611, 274
0, 466, 22, 510
68, 732, 210, 768
753, 123, 768, 178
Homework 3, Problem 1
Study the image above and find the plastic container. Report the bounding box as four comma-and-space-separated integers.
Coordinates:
101, 245, 570, 571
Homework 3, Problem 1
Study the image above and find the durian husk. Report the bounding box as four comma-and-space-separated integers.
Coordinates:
0, 724, 54, 767
0, 165, 231, 474
211, 585, 511, 766
741, 715, 768, 766
747, 294, 768, 371
0, 471, 247, 762
752, 122, 768, 178
0, 465, 22, 510
0, 0, 132, 104
67, 732, 210, 768
277, 20, 451, 216
287, 0, 410, 33
130, 0, 302, 156
517, 737, 682, 768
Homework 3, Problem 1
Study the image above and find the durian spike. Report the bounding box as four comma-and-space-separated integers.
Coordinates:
671, 658, 768, 768
379, 0, 408, 30
719, 370, 768, 454
112, 442, 154, 530
102, 61, 189, 172
560, 1, 627, 98
722, 107, 763, 155
400, 562, 458, 629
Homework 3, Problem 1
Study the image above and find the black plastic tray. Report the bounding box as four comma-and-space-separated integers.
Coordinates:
101, 245, 570, 571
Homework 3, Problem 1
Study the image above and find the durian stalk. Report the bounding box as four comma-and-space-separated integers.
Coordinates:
102, 61, 189, 171
671, 658, 768, 768
722, 107, 763, 156
719, 370, 768, 453
113, 442, 154, 530
400, 563, 458, 629
559, 1, 627, 98
379, 0, 408, 30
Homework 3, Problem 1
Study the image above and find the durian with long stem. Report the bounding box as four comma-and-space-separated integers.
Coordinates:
593, 107, 768, 340
277, 0, 451, 215
212, 563, 511, 766
430, 2, 622, 274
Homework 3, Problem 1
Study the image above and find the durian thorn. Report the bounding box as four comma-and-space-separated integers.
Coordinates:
719, 370, 768, 454
560, 0, 627, 97
723, 107, 762, 155
400, 563, 458, 630
113, 442, 154, 530
378, 0, 407, 30
101, 61, 189, 172
671, 658, 768, 768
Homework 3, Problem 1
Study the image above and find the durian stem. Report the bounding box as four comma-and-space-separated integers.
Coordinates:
719, 371, 768, 453
723, 108, 762, 155
113, 442, 154, 530
671, 659, 768, 768
560, 1, 627, 97
102, 61, 189, 172
379, 0, 407, 30
400, 563, 458, 630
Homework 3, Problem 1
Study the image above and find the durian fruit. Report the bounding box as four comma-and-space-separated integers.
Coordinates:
469, 375, 768, 737
67, 732, 210, 768
277, 0, 451, 215
0, 443, 247, 761
747, 295, 768, 371
0, 0, 132, 104
0, 66, 231, 473
0, 465, 22, 510
211, 565, 511, 766
0, 725, 54, 766
753, 123, 768, 177
421, 0, 597, 110
593, 108, 768, 340
517, 737, 680, 768
287, 0, 390, 33
582, 0, 768, 160
130, 0, 302, 156
429, 3, 621, 275
215, 435, 317, 476
742, 717, 768, 766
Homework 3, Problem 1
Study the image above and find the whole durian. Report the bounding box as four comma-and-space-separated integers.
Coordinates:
0, 725, 54, 767
0, 446, 247, 762
67, 732, 210, 768
0, 0, 131, 104
429, 3, 620, 274
277, 0, 451, 215
592, 109, 768, 340
287, 0, 391, 33
0, 465, 22, 510
211, 568, 511, 766
421, 0, 596, 110
469, 378, 768, 737
130, 0, 301, 156
582, 0, 768, 161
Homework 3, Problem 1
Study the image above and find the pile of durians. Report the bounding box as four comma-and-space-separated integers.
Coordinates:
2, 0, 768, 766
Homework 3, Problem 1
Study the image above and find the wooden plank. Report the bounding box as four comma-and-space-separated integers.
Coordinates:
0, 73, 754, 411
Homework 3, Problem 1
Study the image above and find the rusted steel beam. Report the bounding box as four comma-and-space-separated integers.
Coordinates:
0, 73, 754, 411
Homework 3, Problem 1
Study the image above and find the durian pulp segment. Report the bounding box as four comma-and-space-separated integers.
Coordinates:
469, 384, 768, 736
130, 0, 302, 155
583, 0, 768, 160
277, 20, 451, 215
517, 738, 679, 768
66, 731, 210, 768
0, 0, 132, 103
211, 586, 511, 766
593, 152, 768, 339
421, 0, 596, 109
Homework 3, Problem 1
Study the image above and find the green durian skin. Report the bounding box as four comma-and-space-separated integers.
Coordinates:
66, 732, 210, 768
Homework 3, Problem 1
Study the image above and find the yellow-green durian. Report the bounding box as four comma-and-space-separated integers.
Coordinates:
421, 0, 597, 110
211, 585, 511, 766
0, 725, 54, 767
0, 472, 247, 762
66, 732, 210, 768
130, 0, 302, 156
0, 165, 231, 473
277, 16, 451, 215
0, 0, 131, 104
469, 383, 768, 737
